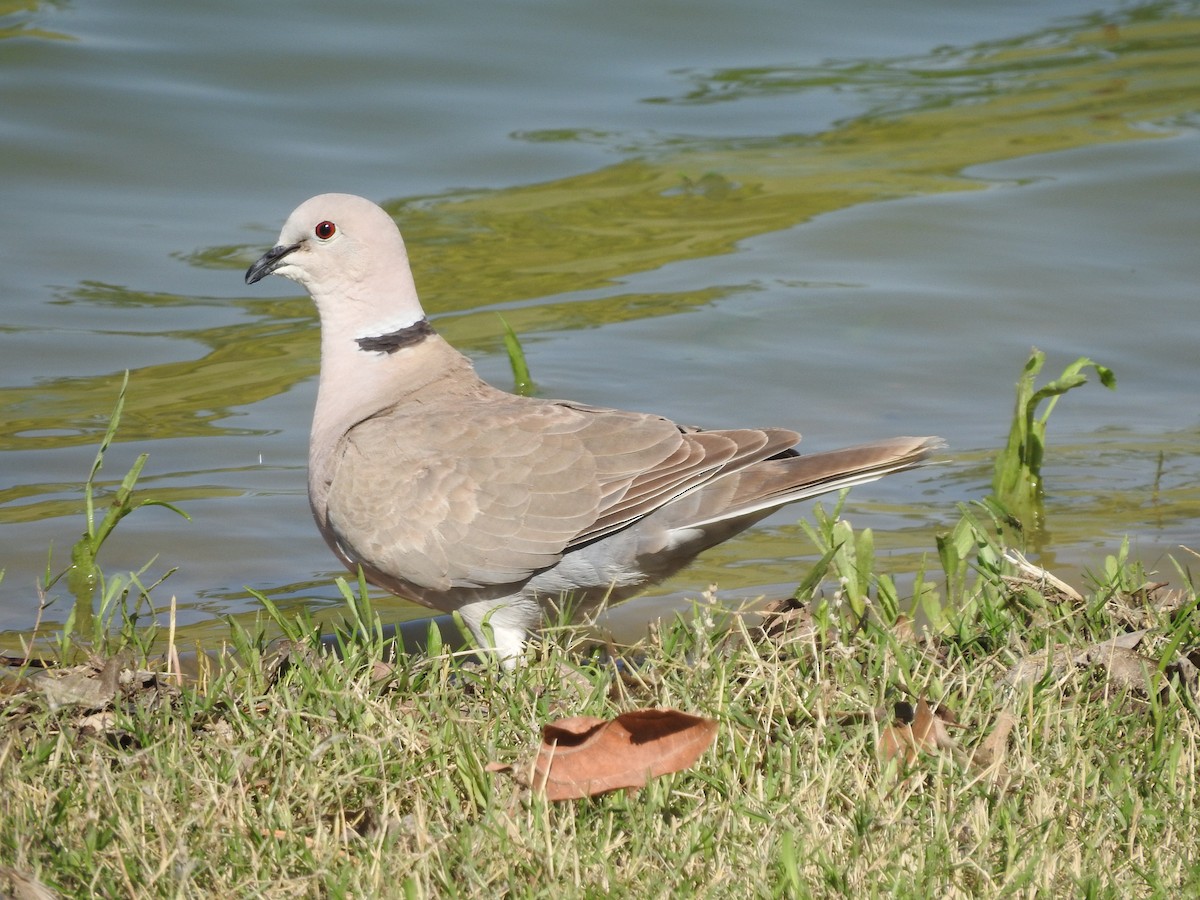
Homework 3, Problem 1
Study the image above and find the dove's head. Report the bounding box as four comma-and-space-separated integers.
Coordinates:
245, 194, 425, 335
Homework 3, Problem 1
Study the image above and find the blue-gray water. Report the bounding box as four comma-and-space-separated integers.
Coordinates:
2, 0, 1199, 645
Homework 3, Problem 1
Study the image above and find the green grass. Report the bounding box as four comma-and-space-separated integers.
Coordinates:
3, 353, 1199, 897
3, 554, 1198, 897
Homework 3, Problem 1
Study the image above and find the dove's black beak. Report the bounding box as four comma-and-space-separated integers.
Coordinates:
245, 242, 301, 285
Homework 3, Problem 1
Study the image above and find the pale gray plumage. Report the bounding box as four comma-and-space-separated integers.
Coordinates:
246, 193, 941, 665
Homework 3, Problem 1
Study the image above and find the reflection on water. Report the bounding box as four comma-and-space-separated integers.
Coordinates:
2, 0, 1199, 646
8, 9, 1199, 449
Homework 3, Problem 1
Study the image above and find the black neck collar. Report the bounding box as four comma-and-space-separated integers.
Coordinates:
355, 318, 434, 354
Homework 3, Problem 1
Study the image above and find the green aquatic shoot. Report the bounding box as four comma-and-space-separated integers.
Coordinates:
47, 371, 190, 644
333, 568, 387, 658
990, 348, 1116, 537
797, 494, 876, 624
497, 314, 535, 396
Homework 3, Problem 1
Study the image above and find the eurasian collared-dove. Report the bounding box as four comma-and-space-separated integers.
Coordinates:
246, 193, 940, 665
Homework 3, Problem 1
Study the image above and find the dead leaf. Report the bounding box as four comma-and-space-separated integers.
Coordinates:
1002, 647, 1072, 689
1003, 632, 1154, 693
32, 657, 121, 711
1105, 630, 1150, 651
77, 711, 118, 736
369, 660, 396, 682
891, 615, 918, 644
1105, 581, 1195, 629
879, 699, 958, 766
260, 640, 318, 687
1079, 642, 1154, 694
532, 709, 717, 801
971, 710, 1016, 772
0, 866, 59, 900
1166, 654, 1199, 697
752, 597, 829, 649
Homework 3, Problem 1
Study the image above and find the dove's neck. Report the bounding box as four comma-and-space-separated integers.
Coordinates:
307, 279, 483, 517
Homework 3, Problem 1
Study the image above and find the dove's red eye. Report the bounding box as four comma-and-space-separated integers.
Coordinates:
315, 221, 336, 240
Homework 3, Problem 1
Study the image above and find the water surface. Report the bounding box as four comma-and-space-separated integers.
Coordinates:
2, 0, 1198, 646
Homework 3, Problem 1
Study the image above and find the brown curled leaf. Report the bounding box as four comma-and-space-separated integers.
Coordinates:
533, 709, 718, 801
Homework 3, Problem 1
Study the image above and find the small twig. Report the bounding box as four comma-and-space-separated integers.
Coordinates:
166, 594, 183, 686
1002, 549, 1084, 604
